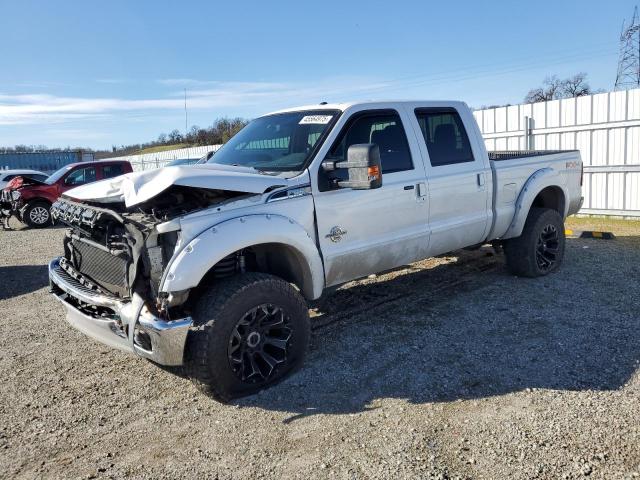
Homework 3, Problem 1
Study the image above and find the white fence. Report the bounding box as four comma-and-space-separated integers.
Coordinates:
109, 144, 222, 171
110, 92, 640, 217
474, 88, 640, 217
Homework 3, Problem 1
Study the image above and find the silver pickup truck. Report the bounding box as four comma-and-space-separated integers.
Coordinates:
48, 101, 583, 401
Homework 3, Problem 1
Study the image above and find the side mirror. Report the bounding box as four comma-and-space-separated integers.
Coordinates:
322, 143, 382, 190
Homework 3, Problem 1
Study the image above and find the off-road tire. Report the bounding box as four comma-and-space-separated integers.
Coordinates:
185, 273, 310, 402
23, 201, 51, 229
504, 207, 565, 277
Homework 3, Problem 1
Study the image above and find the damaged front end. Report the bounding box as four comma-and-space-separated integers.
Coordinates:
0, 188, 14, 229
1, 175, 49, 228
47, 163, 291, 364
48, 185, 245, 365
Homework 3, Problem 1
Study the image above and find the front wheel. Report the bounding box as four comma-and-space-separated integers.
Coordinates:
504, 207, 565, 277
24, 201, 51, 228
185, 273, 310, 402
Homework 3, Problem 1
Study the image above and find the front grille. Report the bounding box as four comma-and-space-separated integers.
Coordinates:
70, 239, 130, 297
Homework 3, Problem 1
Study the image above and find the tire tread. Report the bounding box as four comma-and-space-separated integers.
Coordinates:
184, 272, 309, 402
504, 207, 565, 278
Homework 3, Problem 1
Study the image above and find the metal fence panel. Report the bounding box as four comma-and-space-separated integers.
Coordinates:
107, 144, 222, 171
0, 151, 92, 173
476, 88, 640, 217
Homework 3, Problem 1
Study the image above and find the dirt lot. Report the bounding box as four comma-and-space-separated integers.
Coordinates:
0, 216, 639, 479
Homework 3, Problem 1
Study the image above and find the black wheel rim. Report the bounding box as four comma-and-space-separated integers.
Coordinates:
227, 304, 292, 383
536, 224, 560, 272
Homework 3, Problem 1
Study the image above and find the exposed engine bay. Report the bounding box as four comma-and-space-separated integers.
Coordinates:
51, 186, 246, 307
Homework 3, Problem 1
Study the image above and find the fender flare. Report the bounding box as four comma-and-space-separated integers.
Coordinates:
19, 197, 52, 217
159, 214, 325, 299
503, 168, 569, 239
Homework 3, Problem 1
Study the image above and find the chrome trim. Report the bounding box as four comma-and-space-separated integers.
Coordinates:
49, 257, 191, 366
49, 258, 120, 308
266, 184, 311, 203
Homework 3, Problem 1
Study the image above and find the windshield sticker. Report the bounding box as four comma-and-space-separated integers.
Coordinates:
299, 115, 333, 125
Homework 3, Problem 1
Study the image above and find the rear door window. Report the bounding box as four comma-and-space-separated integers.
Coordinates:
103, 164, 124, 179
415, 108, 475, 167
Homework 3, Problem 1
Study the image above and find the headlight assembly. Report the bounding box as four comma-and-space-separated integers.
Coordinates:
11, 190, 21, 201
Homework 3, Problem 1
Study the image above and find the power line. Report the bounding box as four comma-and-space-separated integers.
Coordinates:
615, 6, 640, 90
319, 44, 618, 100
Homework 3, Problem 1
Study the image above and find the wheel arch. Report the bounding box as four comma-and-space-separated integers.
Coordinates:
160, 215, 325, 300
503, 168, 569, 239
24, 197, 52, 208
531, 186, 565, 216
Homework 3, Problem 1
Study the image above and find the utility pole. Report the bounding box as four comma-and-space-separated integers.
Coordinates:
615, 6, 640, 91
184, 88, 188, 137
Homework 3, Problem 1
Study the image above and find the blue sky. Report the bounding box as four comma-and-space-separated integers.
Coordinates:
0, 0, 635, 149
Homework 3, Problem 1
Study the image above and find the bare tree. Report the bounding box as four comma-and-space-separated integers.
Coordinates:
525, 76, 564, 103
167, 129, 183, 143
561, 72, 591, 98
525, 73, 594, 103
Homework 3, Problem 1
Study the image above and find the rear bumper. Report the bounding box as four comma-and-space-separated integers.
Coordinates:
48, 257, 192, 366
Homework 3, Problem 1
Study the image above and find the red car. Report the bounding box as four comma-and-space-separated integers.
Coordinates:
1, 160, 132, 228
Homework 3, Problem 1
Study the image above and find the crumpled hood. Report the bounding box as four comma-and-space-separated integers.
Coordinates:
64, 163, 288, 207
4, 175, 47, 191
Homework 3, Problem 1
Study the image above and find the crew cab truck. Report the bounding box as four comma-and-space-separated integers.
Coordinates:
48, 101, 583, 401
1, 160, 132, 228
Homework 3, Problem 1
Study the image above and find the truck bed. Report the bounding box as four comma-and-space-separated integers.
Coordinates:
487, 149, 583, 241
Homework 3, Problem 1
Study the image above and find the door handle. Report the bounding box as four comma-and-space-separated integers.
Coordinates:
477, 173, 485, 187
416, 182, 427, 201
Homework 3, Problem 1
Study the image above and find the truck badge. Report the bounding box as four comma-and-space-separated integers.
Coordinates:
326, 226, 347, 243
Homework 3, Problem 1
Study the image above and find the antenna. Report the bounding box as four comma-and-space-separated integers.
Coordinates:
615, 6, 640, 90
184, 88, 188, 136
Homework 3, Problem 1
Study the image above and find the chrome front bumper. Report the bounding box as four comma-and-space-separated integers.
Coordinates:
48, 257, 192, 366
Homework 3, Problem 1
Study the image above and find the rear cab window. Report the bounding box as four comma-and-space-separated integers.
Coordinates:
415, 108, 475, 167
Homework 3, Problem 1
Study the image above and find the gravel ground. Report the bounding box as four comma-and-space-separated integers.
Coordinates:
0, 216, 639, 479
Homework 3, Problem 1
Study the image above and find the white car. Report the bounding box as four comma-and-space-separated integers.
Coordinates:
0, 169, 48, 189
48, 100, 583, 401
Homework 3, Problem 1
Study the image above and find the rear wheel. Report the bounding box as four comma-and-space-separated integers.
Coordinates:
24, 201, 51, 228
504, 207, 565, 277
185, 273, 310, 402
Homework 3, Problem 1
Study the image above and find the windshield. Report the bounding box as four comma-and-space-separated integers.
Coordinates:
166, 158, 197, 167
207, 110, 339, 172
45, 165, 74, 185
